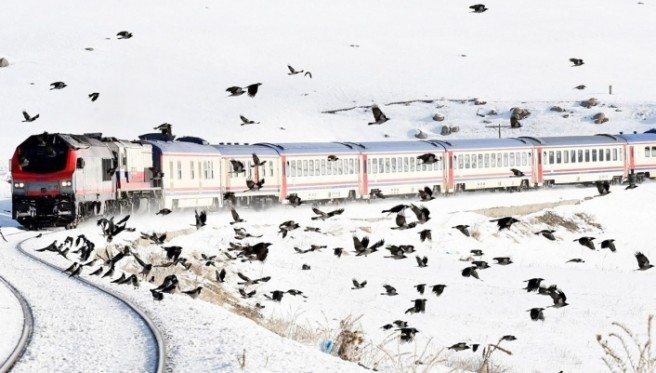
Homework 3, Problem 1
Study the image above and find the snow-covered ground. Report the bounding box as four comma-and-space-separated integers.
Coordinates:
1, 0, 656, 371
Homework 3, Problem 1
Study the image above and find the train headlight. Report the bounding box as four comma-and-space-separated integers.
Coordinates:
60, 180, 72, 187
13, 182, 25, 188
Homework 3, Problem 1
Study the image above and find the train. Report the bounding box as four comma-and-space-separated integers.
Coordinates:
9, 130, 656, 228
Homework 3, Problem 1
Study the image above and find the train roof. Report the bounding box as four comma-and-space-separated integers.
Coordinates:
615, 132, 656, 143
353, 141, 444, 152
431, 138, 534, 150
252, 142, 360, 155
518, 134, 626, 147
212, 144, 280, 156
144, 139, 222, 155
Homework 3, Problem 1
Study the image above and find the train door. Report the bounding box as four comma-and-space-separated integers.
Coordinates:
361, 153, 368, 197
535, 147, 543, 186
446, 151, 454, 193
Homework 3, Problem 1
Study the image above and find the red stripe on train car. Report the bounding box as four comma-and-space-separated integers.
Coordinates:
362, 154, 368, 196
281, 155, 287, 200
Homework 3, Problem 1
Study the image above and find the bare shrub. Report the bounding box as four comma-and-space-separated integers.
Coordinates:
531, 211, 580, 232
597, 315, 655, 372
574, 212, 603, 231
593, 112, 609, 124
336, 315, 365, 362
581, 97, 599, 108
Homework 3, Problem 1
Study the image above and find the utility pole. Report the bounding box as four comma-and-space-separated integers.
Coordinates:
485, 123, 511, 139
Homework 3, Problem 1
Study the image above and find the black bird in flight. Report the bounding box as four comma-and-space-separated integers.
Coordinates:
240, 115, 259, 126
382, 204, 408, 215
510, 168, 525, 177
418, 229, 432, 242
523, 278, 544, 292
493, 257, 513, 265
192, 210, 207, 229
548, 287, 569, 308
535, 229, 556, 241
381, 284, 398, 296
415, 284, 426, 295
89, 92, 100, 102
398, 327, 419, 343
117, 31, 133, 39
351, 279, 367, 290
410, 204, 431, 224
462, 266, 480, 280
312, 207, 344, 220
452, 225, 470, 237
574, 84, 586, 90
50, 81, 67, 90
569, 58, 584, 67
182, 286, 202, 299
406, 298, 427, 314
431, 284, 447, 296
416, 255, 428, 268
418, 187, 435, 202
156, 208, 172, 215
287, 65, 304, 75
353, 235, 385, 256
327, 155, 339, 161
246, 178, 265, 192
490, 216, 519, 231
470, 249, 484, 256
229, 160, 246, 174
22, 110, 39, 122
574, 236, 596, 250
635, 252, 654, 270
601, 239, 616, 252
154, 123, 172, 136
285, 194, 303, 207
469, 4, 488, 13
417, 153, 438, 165
226, 86, 245, 96
251, 153, 266, 167
368, 104, 390, 125
215, 268, 226, 283
246, 83, 262, 97
448, 342, 470, 351
528, 307, 545, 321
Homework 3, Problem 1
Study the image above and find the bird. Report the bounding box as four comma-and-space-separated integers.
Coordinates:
265, 290, 285, 302
382, 204, 408, 215
596, 181, 611, 195
327, 155, 339, 162
635, 252, 654, 270
567, 258, 585, 263
301, 264, 311, 270
239, 288, 256, 299
470, 249, 484, 256
417, 153, 438, 165
22, 111, 39, 122
448, 342, 470, 351
523, 278, 544, 292
333, 248, 343, 258
50, 81, 67, 90
88, 92, 100, 102
226, 86, 245, 96
462, 266, 480, 280
431, 284, 447, 296
353, 236, 385, 256
469, 4, 488, 13
548, 287, 569, 308
311, 207, 344, 220
418, 229, 432, 242
240, 115, 259, 126
117, 31, 133, 39
304, 71, 312, 79
535, 229, 556, 241
370, 189, 386, 199
409, 204, 430, 224
182, 286, 202, 299
528, 308, 545, 321
150, 289, 164, 302
229, 160, 246, 174
156, 208, 172, 215
287, 65, 304, 75
416, 255, 428, 268
626, 183, 638, 190
490, 217, 519, 230
285, 194, 303, 207
251, 153, 266, 167
381, 284, 398, 296
246, 178, 265, 191
601, 239, 616, 252
574, 84, 586, 90
472, 260, 490, 269
245, 83, 262, 97
418, 187, 435, 202
493, 257, 513, 265
154, 123, 172, 136
452, 225, 470, 237
414, 284, 426, 295
368, 104, 390, 125
510, 168, 525, 177
215, 268, 226, 283
397, 328, 419, 343
192, 210, 207, 229
406, 299, 427, 314
352, 279, 367, 290
384, 245, 408, 260
570, 58, 584, 67
574, 236, 596, 250
501, 335, 517, 342
223, 192, 236, 206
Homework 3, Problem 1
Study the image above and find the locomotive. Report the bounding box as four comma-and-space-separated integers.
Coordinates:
10, 130, 656, 228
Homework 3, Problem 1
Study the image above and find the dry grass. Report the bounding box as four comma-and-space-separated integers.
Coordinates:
574, 212, 603, 231
531, 211, 580, 232
597, 315, 655, 373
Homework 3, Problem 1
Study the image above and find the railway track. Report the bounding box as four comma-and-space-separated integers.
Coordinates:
0, 275, 33, 373
0, 235, 166, 373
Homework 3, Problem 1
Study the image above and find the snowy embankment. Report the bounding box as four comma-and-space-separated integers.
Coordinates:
0, 275, 24, 369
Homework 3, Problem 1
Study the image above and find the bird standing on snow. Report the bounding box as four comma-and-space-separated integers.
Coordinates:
368, 104, 390, 125
156, 208, 172, 216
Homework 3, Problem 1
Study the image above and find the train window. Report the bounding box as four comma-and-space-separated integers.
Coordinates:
350, 159, 355, 174
606, 149, 611, 161
542, 152, 547, 165
508, 153, 514, 167
327, 160, 333, 175
646, 147, 651, 157
410, 156, 415, 172
564, 150, 569, 164
591, 149, 597, 162
455, 155, 461, 169
102, 159, 113, 181
652, 147, 656, 157
366, 159, 371, 175
585, 150, 590, 162
556, 151, 562, 164
321, 159, 326, 175
484, 154, 490, 168
571, 150, 576, 163
599, 149, 604, 162
315, 159, 321, 176
379, 158, 384, 174
397, 157, 402, 172
190, 161, 195, 179
290, 160, 296, 177
503, 153, 509, 167
300, 160, 306, 176
177, 160, 182, 180
402, 157, 407, 172
309, 160, 314, 176
477, 154, 483, 169
391, 157, 397, 173
337, 159, 343, 175
578, 150, 583, 163
464, 154, 470, 169
490, 153, 496, 168
522, 152, 528, 166
547, 151, 553, 165
470, 155, 477, 169
372, 159, 377, 174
